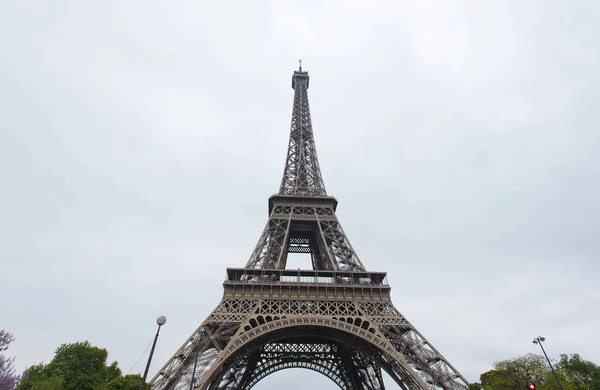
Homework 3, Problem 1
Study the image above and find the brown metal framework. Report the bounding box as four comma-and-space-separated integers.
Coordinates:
150, 67, 469, 390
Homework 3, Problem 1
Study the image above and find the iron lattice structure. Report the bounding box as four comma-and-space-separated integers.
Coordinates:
150, 67, 469, 390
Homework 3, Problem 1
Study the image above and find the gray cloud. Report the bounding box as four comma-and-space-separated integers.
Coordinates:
1, 1, 599, 387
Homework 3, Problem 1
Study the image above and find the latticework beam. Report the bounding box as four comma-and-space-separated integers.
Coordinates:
149, 67, 469, 390
279, 68, 327, 196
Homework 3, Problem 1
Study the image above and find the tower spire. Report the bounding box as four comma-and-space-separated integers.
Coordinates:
279, 65, 327, 196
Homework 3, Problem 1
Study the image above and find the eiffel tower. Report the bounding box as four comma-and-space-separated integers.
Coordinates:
150, 65, 470, 390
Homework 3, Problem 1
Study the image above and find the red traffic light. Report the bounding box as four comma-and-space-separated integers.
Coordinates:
528, 384, 537, 390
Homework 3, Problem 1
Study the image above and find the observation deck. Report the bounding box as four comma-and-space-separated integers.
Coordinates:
268, 194, 338, 214
223, 268, 391, 301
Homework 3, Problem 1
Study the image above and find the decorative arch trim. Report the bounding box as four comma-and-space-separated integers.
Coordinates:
202, 317, 427, 390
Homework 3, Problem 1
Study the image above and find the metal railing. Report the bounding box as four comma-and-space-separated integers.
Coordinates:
224, 268, 389, 286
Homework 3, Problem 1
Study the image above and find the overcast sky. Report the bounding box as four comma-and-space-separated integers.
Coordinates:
1, 1, 599, 388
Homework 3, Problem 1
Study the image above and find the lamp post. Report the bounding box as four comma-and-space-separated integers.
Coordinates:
533, 336, 564, 390
140, 316, 167, 390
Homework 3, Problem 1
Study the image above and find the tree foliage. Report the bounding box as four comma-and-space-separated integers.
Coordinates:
18, 342, 142, 390
101, 375, 146, 390
0, 330, 20, 390
29, 375, 63, 390
559, 354, 600, 389
471, 353, 600, 390
479, 353, 548, 389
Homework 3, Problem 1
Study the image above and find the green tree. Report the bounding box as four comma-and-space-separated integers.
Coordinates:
19, 341, 142, 390
101, 375, 144, 390
478, 353, 548, 390
558, 354, 600, 389
19, 364, 48, 389
473, 353, 600, 390
30, 376, 63, 390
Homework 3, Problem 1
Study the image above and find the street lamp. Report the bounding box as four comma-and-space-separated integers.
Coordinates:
140, 316, 167, 390
532, 336, 564, 390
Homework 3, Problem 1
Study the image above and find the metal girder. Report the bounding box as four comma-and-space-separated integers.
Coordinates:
149, 67, 469, 390
279, 69, 326, 197
150, 293, 468, 390
229, 341, 359, 390
245, 203, 366, 272
256, 68, 364, 271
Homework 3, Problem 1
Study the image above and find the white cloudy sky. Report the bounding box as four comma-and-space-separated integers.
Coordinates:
1, 1, 599, 388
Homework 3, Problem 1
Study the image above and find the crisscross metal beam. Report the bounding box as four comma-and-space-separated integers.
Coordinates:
149, 67, 469, 390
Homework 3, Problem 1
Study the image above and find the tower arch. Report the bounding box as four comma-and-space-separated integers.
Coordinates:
202, 321, 426, 390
